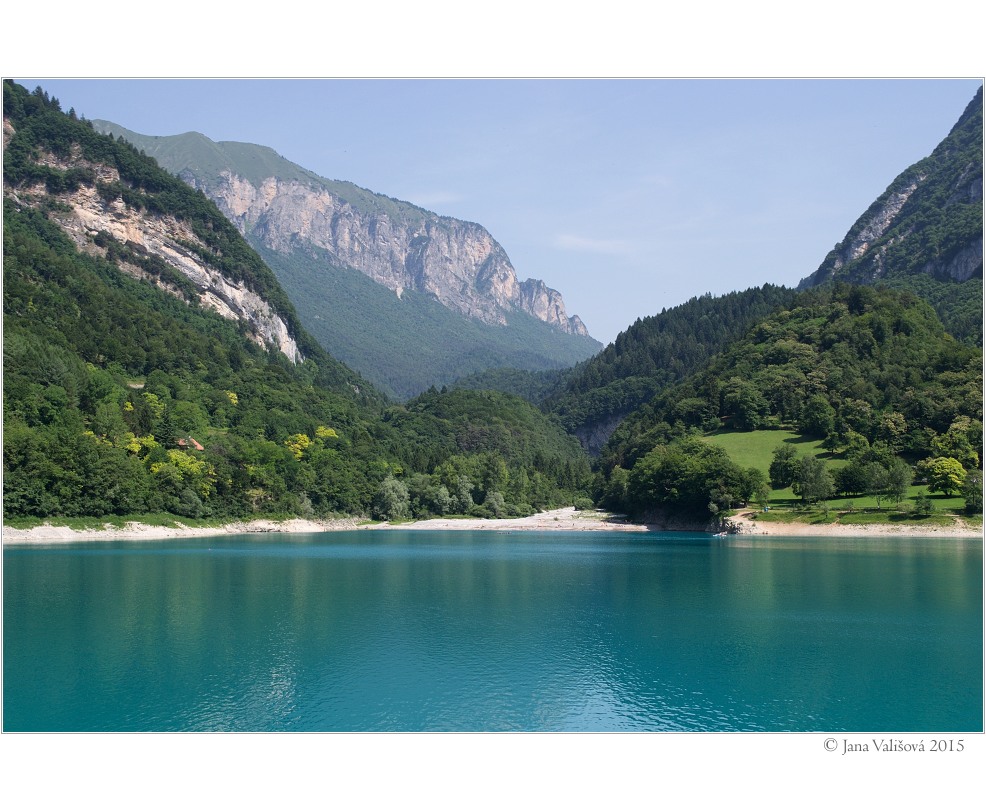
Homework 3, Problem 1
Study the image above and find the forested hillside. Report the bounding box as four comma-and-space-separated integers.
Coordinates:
257, 242, 596, 400
541, 285, 797, 452
451, 366, 571, 406
596, 285, 982, 521
2, 81, 592, 522
379, 388, 592, 518
3, 200, 391, 518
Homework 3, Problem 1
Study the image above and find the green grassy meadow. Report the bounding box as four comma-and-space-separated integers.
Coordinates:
702, 428, 834, 471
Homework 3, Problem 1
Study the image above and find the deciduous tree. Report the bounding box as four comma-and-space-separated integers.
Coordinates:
921, 457, 967, 496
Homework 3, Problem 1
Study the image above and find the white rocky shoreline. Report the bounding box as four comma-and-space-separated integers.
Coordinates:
2, 507, 982, 544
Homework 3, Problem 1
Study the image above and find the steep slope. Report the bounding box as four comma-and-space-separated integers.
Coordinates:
91, 120, 601, 398
2, 83, 376, 397
255, 240, 597, 399
799, 87, 983, 343
3, 81, 396, 519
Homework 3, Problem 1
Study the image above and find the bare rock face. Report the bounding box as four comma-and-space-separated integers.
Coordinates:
194, 171, 591, 335
803, 158, 983, 289
518, 278, 586, 332
8, 147, 302, 363
827, 178, 923, 271
575, 413, 627, 456
920, 243, 983, 282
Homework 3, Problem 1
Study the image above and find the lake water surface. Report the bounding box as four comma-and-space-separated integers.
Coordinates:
3, 530, 982, 732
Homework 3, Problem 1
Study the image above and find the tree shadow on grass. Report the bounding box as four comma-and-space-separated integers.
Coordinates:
780, 435, 823, 447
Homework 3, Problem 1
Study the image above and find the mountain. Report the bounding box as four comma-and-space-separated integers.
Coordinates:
90, 121, 602, 399
3, 81, 592, 522
799, 87, 983, 344
3, 82, 389, 518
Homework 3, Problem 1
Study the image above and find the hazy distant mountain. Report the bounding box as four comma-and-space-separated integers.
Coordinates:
799, 87, 982, 343
92, 121, 601, 398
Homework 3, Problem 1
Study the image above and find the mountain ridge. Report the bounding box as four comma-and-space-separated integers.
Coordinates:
92, 120, 592, 337
461, 88, 982, 457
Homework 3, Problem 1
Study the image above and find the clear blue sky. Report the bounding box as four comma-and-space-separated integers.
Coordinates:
15, 78, 983, 344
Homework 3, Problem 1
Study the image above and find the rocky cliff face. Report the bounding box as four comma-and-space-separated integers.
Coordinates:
186, 170, 590, 335
801, 88, 983, 289
3, 131, 302, 363
822, 177, 924, 276
574, 413, 626, 457
807, 166, 982, 286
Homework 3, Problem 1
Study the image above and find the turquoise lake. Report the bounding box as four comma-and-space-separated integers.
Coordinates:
3, 530, 982, 732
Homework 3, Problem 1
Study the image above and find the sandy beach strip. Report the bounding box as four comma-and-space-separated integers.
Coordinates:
3, 507, 981, 544
367, 507, 651, 533
1, 508, 645, 544
1, 516, 363, 544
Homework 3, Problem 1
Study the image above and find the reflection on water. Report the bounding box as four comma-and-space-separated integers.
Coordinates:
4, 531, 982, 731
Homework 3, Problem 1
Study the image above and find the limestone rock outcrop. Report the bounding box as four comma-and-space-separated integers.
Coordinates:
7, 146, 302, 363
188, 170, 591, 335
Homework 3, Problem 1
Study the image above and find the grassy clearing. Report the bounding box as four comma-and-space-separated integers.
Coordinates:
834, 511, 964, 529
747, 509, 839, 526
836, 489, 965, 513
703, 429, 838, 472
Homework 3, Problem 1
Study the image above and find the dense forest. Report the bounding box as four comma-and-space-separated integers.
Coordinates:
2, 81, 591, 521
541, 285, 798, 448
451, 366, 571, 406
379, 388, 592, 518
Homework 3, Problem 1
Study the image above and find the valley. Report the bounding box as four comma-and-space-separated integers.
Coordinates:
2, 80, 982, 534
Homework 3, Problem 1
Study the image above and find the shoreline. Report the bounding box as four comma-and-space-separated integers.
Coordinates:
728, 510, 983, 538
1, 508, 647, 544
2, 507, 982, 544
